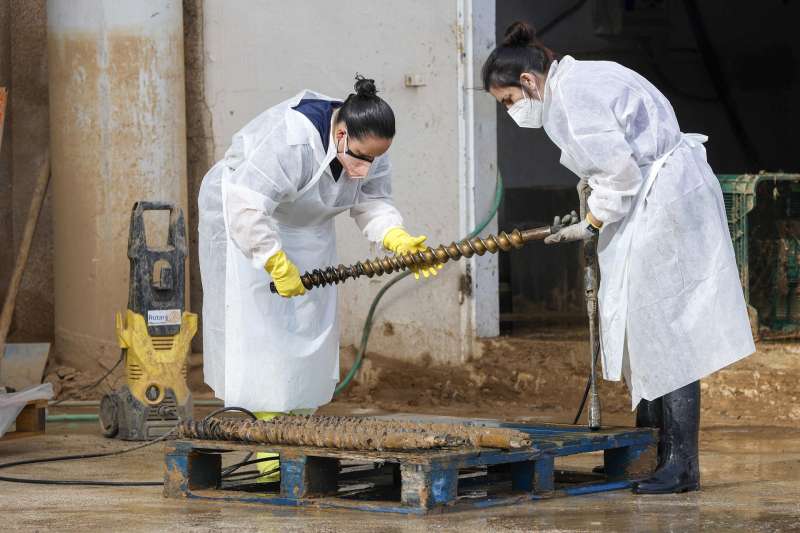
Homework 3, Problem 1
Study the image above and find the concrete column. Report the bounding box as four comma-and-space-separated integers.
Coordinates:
48, 0, 188, 369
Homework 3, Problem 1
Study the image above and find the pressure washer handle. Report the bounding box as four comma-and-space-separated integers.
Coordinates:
519, 226, 555, 242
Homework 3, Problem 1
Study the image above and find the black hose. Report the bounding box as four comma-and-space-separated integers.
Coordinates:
0, 430, 174, 486
572, 339, 600, 425
0, 406, 258, 486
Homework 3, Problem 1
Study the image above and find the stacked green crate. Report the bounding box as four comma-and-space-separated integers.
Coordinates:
717, 174, 800, 333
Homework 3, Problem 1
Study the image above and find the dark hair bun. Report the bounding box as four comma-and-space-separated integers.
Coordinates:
353, 74, 378, 98
502, 21, 535, 47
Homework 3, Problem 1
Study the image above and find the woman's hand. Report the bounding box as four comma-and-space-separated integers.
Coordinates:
265, 250, 307, 297
383, 227, 442, 279
544, 211, 600, 244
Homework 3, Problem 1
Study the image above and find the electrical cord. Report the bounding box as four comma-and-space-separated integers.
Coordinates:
0, 406, 257, 486
0, 429, 175, 486
207, 407, 260, 479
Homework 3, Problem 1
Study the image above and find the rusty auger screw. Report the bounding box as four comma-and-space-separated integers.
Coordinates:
270, 225, 555, 294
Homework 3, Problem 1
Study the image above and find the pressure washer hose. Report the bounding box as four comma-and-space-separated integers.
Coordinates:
334, 173, 505, 396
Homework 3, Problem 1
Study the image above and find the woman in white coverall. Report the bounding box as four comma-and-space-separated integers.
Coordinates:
198, 77, 436, 481
482, 22, 755, 494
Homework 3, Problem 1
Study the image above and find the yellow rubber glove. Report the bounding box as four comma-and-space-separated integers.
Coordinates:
383, 227, 442, 280
265, 250, 306, 297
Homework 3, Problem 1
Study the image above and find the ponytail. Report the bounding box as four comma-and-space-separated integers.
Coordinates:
482, 21, 557, 90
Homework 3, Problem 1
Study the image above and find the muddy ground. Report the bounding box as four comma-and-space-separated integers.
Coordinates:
46, 325, 800, 428
10, 327, 800, 531
335, 326, 800, 427
2, 419, 799, 532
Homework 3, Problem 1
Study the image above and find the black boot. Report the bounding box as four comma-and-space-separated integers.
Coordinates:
634, 381, 701, 494
636, 396, 664, 466
593, 396, 664, 474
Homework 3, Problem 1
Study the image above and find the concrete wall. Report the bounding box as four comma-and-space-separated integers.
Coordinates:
0, 0, 497, 372
199, 0, 497, 364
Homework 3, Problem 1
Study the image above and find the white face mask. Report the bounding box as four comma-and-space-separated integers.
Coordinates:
507, 81, 543, 129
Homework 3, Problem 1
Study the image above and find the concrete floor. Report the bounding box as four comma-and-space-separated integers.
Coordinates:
1, 418, 798, 532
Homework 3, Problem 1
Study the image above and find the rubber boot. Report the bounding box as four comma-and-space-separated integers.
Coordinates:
593, 397, 664, 475
634, 381, 701, 494
636, 396, 664, 467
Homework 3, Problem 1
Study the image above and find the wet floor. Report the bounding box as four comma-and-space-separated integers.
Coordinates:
2, 419, 798, 532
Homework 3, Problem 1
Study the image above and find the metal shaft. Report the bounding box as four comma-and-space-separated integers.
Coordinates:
270, 225, 553, 294
578, 179, 602, 431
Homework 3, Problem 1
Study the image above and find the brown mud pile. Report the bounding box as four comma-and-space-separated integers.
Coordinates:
337, 326, 630, 418
337, 326, 800, 427
44, 364, 123, 400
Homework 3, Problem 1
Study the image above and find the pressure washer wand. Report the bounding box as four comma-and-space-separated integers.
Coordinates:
269, 225, 557, 294
578, 179, 602, 431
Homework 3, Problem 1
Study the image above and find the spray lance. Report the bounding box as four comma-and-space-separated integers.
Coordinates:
267, 209, 603, 431
269, 219, 578, 294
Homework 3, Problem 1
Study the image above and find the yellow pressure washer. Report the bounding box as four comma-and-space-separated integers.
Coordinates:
99, 202, 197, 440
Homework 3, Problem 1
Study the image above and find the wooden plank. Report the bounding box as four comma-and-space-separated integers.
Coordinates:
162, 420, 659, 515
14, 400, 47, 433
163, 440, 198, 497
280, 454, 339, 499
533, 457, 555, 493
604, 441, 657, 479
172, 438, 538, 466
400, 463, 458, 509
1, 399, 47, 440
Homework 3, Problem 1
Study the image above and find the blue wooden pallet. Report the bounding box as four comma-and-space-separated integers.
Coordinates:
163, 418, 657, 514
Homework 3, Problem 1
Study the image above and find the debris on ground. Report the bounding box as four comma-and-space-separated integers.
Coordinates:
43, 365, 122, 401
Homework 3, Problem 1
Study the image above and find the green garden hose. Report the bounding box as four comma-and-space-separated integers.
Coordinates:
334, 173, 505, 396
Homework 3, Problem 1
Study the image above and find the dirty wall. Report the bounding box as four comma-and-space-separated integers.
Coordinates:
0, 0, 52, 346
0, 0, 490, 369
195, 0, 498, 366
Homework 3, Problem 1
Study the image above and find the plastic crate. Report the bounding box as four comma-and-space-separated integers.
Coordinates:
718, 173, 800, 334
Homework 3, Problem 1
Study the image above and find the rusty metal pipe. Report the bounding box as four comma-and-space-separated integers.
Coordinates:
270, 225, 555, 294
176, 415, 533, 451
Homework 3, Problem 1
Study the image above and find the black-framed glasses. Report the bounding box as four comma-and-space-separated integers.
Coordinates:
346, 149, 374, 163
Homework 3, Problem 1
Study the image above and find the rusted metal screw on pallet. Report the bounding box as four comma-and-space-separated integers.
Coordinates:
269, 225, 557, 294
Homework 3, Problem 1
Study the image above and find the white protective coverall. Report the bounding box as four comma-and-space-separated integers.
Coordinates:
542, 56, 755, 408
198, 90, 403, 412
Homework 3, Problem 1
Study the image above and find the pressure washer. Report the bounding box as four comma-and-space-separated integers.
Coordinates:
98, 202, 197, 441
